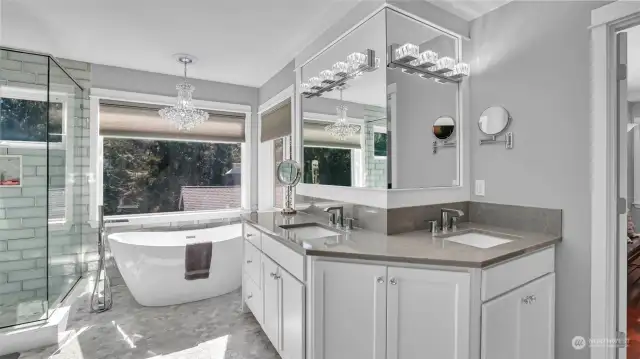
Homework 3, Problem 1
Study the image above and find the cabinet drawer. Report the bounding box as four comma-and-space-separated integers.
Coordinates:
244, 240, 261, 288
262, 233, 304, 281
482, 247, 554, 301
244, 274, 263, 326
244, 223, 261, 248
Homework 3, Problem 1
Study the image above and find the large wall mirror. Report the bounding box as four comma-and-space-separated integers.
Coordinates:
386, 9, 459, 188
299, 8, 460, 189
301, 10, 386, 188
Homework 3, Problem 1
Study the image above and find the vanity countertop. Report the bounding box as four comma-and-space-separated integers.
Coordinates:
241, 211, 561, 268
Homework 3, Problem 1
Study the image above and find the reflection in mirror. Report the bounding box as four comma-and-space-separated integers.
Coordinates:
479, 106, 511, 135
387, 9, 459, 188
301, 10, 386, 188
433, 116, 455, 140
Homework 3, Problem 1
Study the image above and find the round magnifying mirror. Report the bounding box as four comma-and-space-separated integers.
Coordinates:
433, 116, 456, 140
479, 106, 511, 135
277, 160, 302, 187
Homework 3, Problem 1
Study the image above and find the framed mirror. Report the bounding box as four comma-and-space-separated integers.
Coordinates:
479, 106, 511, 135
433, 116, 455, 140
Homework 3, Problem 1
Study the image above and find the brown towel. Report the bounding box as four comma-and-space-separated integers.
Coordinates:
185, 242, 212, 280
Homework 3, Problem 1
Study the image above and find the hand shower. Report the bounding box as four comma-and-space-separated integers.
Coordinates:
90, 205, 113, 313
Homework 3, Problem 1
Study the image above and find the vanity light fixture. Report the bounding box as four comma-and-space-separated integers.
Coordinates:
387, 43, 469, 84
301, 49, 379, 98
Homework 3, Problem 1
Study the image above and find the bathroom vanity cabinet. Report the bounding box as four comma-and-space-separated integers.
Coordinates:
242, 221, 557, 359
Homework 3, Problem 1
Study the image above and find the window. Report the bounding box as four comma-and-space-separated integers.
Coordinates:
102, 138, 241, 216
0, 87, 66, 145
0, 87, 74, 228
374, 131, 388, 158
303, 147, 352, 186
97, 97, 248, 219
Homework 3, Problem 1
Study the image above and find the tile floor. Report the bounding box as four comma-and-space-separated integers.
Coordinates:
17, 283, 279, 359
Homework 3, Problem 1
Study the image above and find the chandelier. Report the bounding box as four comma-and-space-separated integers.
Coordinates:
325, 87, 360, 140
159, 55, 209, 131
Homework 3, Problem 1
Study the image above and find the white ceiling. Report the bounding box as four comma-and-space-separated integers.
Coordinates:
0, 0, 513, 88
0, 0, 358, 87
429, 0, 514, 21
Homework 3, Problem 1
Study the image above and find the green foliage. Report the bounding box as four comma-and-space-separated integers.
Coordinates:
374, 132, 387, 157
103, 138, 240, 215
0, 98, 62, 142
303, 147, 351, 186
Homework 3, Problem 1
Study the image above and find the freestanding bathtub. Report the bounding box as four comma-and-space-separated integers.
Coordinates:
108, 223, 243, 306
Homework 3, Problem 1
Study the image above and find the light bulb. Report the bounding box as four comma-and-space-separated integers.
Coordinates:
394, 43, 419, 62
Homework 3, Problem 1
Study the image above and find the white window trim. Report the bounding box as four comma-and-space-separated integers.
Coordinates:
258, 85, 294, 211
89, 88, 252, 227
0, 85, 76, 231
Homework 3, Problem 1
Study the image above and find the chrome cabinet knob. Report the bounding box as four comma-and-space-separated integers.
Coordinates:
389, 278, 397, 285
247, 293, 253, 299
273, 274, 281, 280
376, 276, 384, 284
246, 259, 252, 264
270, 272, 275, 278
246, 233, 254, 237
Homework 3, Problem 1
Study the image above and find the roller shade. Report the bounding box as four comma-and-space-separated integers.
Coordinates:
261, 100, 291, 142
303, 120, 362, 149
99, 100, 246, 143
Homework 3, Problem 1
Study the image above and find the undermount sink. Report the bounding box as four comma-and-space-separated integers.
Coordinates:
279, 223, 343, 239
442, 230, 516, 249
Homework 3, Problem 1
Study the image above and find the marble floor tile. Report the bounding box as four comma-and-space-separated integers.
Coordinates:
19, 285, 279, 359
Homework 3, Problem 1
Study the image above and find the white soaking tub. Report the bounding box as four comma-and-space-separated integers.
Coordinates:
108, 223, 242, 306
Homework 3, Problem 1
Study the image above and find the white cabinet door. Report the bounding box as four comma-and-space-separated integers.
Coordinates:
482, 273, 555, 359
279, 268, 305, 359
263, 255, 280, 346
311, 260, 387, 359
386, 267, 470, 359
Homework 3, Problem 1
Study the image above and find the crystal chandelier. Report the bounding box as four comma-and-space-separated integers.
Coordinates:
325, 87, 360, 140
159, 55, 209, 131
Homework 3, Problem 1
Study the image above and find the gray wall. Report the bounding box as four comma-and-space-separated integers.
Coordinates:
258, 60, 294, 106
467, 2, 604, 358
92, 64, 260, 211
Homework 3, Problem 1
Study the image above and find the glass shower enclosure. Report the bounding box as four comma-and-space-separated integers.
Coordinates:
0, 48, 87, 328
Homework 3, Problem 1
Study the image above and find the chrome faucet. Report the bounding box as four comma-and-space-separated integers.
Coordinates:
324, 206, 344, 228
441, 208, 465, 232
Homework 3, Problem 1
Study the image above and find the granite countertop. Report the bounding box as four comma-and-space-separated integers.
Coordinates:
242, 211, 561, 268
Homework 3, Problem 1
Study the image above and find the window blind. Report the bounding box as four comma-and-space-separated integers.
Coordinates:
99, 100, 246, 143
261, 100, 292, 142
303, 120, 362, 149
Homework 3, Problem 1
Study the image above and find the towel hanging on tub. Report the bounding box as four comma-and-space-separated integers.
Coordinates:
185, 242, 213, 280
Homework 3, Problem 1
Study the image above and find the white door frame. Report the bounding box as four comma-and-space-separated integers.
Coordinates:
591, 2, 640, 359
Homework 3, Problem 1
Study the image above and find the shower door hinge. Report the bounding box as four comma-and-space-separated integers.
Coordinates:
619, 197, 627, 215
618, 64, 627, 81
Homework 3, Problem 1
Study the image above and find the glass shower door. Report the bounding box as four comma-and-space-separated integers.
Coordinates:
0, 50, 52, 328
0, 49, 86, 329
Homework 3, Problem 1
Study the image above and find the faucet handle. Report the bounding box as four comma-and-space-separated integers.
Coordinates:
345, 218, 357, 231
426, 220, 439, 233
450, 216, 459, 231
